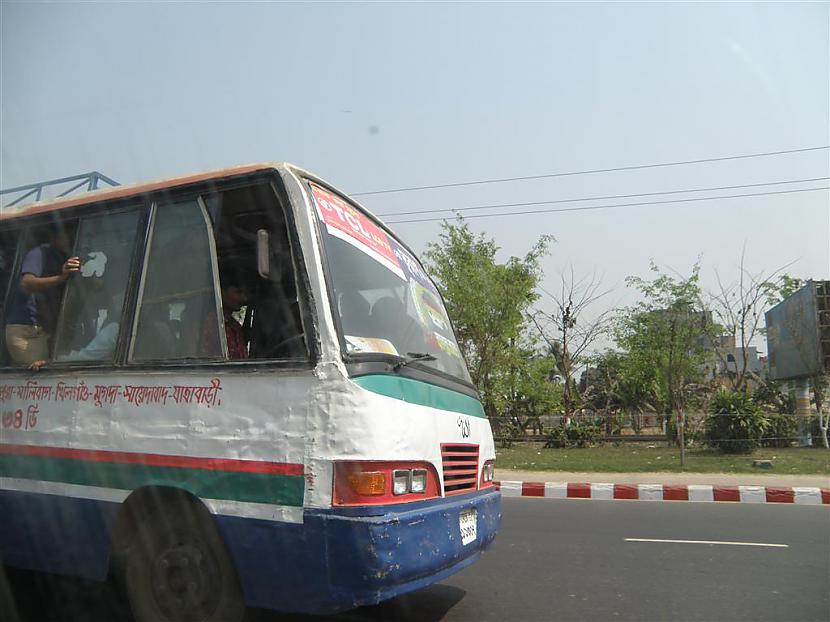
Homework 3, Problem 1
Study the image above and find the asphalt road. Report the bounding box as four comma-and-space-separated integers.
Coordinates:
4, 498, 829, 621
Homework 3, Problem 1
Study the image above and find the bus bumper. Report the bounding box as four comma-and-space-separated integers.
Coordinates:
217, 487, 501, 614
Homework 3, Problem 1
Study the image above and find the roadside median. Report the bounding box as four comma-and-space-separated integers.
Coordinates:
494, 469, 830, 505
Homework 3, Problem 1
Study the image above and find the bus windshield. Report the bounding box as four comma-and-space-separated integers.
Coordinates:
311, 183, 472, 384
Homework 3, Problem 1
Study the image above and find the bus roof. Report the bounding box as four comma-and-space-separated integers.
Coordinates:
0, 162, 293, 222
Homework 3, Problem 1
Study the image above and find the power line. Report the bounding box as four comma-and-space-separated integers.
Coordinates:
385, 186, 829, 225
376, 177, 828, 218
352, 145, 830, 196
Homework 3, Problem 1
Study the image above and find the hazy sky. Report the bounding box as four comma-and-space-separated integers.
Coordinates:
2, 2, 828, 352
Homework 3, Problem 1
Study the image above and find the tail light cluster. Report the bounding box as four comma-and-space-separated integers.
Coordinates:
333, 455, 498, 506
333, 461, 440, 506
480, 459, 495, 488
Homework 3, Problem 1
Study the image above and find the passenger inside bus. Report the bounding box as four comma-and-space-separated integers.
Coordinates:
29, 294, 122, 370
5, 224, 79, 367
200, 272, 249, 359
59, 289, 125, 362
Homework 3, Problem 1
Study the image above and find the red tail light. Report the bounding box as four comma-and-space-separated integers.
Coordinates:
333, 461, 440, 506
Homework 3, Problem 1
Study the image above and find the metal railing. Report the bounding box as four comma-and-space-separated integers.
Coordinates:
493, 412, 828, 448
1, 172, 119, 210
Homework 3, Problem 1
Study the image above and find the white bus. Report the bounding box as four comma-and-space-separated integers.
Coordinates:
0, 163, 501, 621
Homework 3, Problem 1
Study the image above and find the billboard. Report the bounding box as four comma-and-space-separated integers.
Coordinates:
765, 281, 830, 380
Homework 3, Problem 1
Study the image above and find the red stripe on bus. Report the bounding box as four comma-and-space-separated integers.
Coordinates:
0, 444, 303, 476
822, 489, 830, 504
712, 486, 740, 502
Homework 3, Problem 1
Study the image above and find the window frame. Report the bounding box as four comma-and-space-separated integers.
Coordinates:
0, 170, 317, 373
49, 204, 147, 368
0, 201, 150, 373
127, 197, 227, 364
124, 172, 318, 370
0, 225, 26, 365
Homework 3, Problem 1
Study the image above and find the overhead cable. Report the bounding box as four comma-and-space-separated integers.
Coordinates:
385, 186, 829, 225
352, 146, 829, 196
376, 176, 829, 218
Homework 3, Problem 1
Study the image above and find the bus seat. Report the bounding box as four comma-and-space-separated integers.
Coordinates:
133, 304, 178, 360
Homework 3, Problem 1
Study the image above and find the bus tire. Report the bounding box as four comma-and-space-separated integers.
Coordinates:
123, 500, 244, 622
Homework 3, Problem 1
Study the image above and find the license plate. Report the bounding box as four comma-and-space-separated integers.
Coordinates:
459, 508, 477, 545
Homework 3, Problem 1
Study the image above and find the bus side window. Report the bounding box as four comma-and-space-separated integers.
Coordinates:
52, 210, 141, 364
0, 229, 22, 366
207, 182, 307, 361
132, 200, 223, 362
3, 221, 78, 368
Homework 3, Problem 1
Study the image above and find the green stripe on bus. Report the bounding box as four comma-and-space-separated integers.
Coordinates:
351, 374, 485, 418
0, 454, 305, 507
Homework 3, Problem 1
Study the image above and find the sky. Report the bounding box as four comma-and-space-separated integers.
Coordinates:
1, 2, 828, 354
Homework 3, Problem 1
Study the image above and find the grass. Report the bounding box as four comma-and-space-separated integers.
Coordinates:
495, 442, 830, 476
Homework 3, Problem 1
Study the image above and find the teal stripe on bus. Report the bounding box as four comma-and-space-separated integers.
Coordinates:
0, 453, 305, 507
351, 374, 485, 418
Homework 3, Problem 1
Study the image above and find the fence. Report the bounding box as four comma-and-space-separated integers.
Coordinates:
493, 412, 829, 449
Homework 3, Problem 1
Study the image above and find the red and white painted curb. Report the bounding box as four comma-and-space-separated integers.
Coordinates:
494, 481, 830, 505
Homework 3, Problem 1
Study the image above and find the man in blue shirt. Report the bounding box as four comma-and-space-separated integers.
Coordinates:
5, 226, 79, 366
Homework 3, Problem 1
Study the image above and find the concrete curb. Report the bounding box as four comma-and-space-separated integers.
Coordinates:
494, 481, 830, 505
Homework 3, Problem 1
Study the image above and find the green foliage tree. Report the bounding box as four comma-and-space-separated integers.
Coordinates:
762, 274, 804, 306
614, 262, 716, 435
499, 342, 563, 444
424, 218, 551, 425
583, 350, 658, 433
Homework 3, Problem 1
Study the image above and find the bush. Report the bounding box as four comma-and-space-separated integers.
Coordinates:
761, 413, 798, 448
705, 390, 769, 454
544, 422, 603, 448
493, 419, 523, 448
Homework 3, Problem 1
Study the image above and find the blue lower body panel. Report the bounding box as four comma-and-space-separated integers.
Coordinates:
1, 487, 501, 615
217, 489, 502, 614
0, 489, 118, 580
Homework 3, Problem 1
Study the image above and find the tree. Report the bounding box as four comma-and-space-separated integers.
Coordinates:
500, 340, 563, 440
708, 249, 794, 393
614, 262, 716, 433
583, 350, 658, 433
763, 274, 804, 305
530, 268, 613, 421
424, 218, 551, 423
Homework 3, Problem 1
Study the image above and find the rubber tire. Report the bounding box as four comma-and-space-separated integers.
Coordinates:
123, 502, 244, 622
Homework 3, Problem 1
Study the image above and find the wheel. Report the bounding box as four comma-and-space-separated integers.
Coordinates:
124, 502, 244, 622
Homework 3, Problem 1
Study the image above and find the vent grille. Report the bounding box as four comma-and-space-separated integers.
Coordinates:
441, 443, 479, 496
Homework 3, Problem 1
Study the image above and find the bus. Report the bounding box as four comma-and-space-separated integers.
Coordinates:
0, 163, 501, 621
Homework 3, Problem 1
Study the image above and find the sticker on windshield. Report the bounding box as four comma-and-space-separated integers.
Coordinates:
344, 335, 399, 356
391, 239, 440, 296
433, 332, 462, 359
311, 184, 405, 280
410, 280, 449, 331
